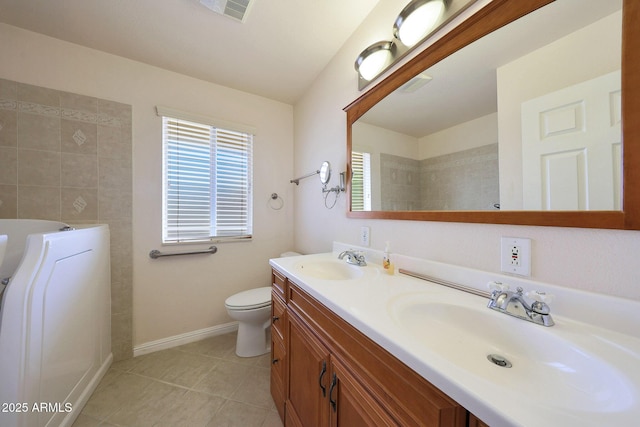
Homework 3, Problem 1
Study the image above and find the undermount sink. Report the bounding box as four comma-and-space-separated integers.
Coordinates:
388, 293, 639, 412
294, 260, 364, 281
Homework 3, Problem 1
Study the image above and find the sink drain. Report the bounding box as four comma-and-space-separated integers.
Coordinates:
487, 354, 512, 368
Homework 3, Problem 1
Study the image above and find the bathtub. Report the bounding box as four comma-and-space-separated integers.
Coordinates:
0, 220, 111, 427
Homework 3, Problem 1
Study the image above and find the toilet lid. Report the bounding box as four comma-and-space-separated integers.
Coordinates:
225, 287, 272, 310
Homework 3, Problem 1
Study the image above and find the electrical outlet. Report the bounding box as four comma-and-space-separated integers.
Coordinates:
500, 237, 531, 276
360, 226, 370, 247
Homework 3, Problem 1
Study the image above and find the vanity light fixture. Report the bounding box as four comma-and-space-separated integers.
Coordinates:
393, 0, 447, 47
355, 0, 473, 90
355, 41, 395, 82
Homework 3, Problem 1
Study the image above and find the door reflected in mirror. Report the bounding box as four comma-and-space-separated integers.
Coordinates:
351, 0, 622, 212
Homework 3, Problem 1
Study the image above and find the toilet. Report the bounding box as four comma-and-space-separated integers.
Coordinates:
225, 251, 301, 357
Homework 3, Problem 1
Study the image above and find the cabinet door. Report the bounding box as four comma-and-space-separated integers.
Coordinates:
329, 358, 398, 427
271, 335, 286, 421
287, 313, 330, 427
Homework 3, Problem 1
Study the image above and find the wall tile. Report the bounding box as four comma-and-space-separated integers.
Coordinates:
17, 83, 60, 107
0, 109, 17, 147
111, 279, 133, 316
61, 119, 98, 155
60, 91, 98, 114
61, 152, 98, 188
17, 113, 61, 151
111, 313, 133, 361
0, 147, 17, 184
0, 79, 18, 100
18, 185, 60, 219
99, 157, 132, 189
0, 185, 17, 218
99, 188, 132, 221
98, 99, 132, 128
98, 125, 131, 160
18, 149, 61, 186
61, 188, 98, 222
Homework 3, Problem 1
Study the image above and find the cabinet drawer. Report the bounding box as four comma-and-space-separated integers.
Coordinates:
272, 269, 287, 301
272, 292, 286, 340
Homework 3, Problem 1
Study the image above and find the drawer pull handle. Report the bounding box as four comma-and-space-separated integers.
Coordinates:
319, 361, 327, 397
329, 373, 337, 412
272, 316, 280, 323
272, 358, 279, 364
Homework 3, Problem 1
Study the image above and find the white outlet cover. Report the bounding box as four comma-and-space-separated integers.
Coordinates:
360, 226, 370, 247
500, 237, 531, 276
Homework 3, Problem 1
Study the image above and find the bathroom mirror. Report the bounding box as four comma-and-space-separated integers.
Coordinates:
345, 0, 640, 229
319, 161, 332, 185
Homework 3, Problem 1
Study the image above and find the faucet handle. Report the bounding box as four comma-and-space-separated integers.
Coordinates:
487, 281, 509, 292
526, 290, 554, 304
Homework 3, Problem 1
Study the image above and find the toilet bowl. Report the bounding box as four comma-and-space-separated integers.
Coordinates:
226, 251, 301, 357
225, 287, 273, 357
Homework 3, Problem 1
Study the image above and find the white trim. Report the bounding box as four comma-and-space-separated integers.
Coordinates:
61, 353, 113, 427
133, 322, 239, 357
155, 105, 257, 135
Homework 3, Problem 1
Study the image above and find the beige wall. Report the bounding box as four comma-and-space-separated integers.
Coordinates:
0, 23, 295, 353
293, 1, 640, 300
419, 113, 498, 159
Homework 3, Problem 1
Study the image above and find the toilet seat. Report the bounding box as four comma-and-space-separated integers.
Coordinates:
225, 287, 271, 311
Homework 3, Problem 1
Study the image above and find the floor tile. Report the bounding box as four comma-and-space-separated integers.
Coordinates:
72, 331, 283, 427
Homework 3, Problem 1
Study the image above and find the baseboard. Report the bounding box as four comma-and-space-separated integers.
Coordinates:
61, 353, 113, 427
133, 322, 239, 357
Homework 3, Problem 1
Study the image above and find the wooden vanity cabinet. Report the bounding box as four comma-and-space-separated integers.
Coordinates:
271, 268, 478, 427
270, 269, 288, 420
287, 312, 395, 426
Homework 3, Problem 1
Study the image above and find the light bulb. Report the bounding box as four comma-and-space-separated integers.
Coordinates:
358, 49, 392, 80
397, 0, 445, 47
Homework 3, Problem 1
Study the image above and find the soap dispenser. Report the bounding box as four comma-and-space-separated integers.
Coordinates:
383, 241, 394, 275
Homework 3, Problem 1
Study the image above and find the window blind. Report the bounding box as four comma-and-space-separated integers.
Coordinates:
163, 116, 253, 243
351, 151, 372, 211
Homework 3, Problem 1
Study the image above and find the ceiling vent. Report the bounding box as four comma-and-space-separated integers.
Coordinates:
199, 0, 253, 23
399, 72, 433, 93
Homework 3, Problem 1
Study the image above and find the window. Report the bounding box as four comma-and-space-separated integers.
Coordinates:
351, 151, 372, 211
160, 109, 253, 243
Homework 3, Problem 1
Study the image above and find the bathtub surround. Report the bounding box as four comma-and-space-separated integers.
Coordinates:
379, 143, 499, 211
0, 78, 133, 361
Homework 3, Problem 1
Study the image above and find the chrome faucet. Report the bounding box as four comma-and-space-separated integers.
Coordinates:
338, 250, 367, 266
487, 282, 554, 327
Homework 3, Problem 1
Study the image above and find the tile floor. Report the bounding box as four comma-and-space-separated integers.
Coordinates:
72, 332, 283, 427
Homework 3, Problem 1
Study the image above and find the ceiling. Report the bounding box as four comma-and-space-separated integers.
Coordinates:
0, 0, 381, 104
359, 0, 622, 138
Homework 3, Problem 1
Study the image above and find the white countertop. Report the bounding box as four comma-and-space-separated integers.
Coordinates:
270, 250, 640, 427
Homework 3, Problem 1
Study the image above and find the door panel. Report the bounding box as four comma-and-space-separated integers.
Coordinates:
522, 71, 621, 210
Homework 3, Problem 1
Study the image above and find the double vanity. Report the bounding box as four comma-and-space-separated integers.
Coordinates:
269, 245, 640, 426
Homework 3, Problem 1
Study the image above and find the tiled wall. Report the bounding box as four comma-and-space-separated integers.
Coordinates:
0, 79, 133, 361
380, 154, 422, 211
380, 144, 499, 211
